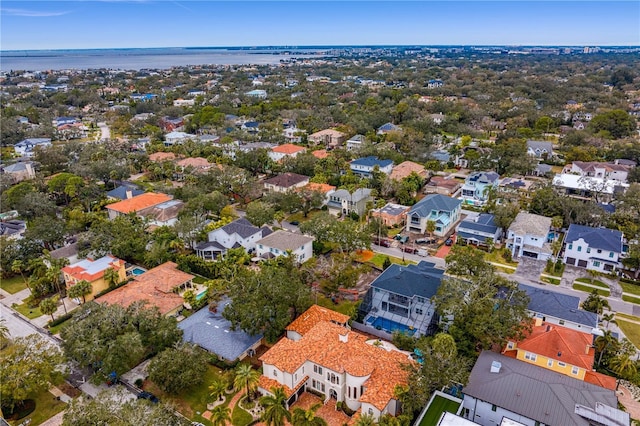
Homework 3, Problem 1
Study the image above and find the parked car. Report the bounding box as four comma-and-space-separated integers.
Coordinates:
445, 238, 454, 246
403, 246, 417, 254
373, 238, 391, 247
289, 220, 299, 226
138, 391, 159, 403
416, 238, 436, 244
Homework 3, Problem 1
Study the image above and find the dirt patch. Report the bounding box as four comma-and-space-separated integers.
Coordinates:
355, 249, 374, 262
59, 382, 82, 398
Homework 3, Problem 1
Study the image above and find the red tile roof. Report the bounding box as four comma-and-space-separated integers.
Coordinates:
106, 192, 172, 214
301, 183, 336, 194
286, 304, 350, 336
62, 256, 124, 283
584, 371, 617, 390
272, 143, 306, 154
312, 149, 329, 159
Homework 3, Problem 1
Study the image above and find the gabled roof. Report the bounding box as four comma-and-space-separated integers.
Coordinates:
565, 224, 623, 253
508, 212, 551, 237
464, 352, 618, 426
331, 188, 372, 203
466, 171, 500, 184
408, 194, 461, 217
256, 230, 313, 251
302, 182, 336, 194
106, 185, 145, 200
519, 284, 597, 329
271, 143, 306, 154
263, 172, 309, 188
106, 192, 172, 214
526, 140, 553, 153
378, 122, 401, 132
286, 304, 350, 336
370, 261, 444, 299
216, 217, 262, 239
457, 213, 499, 234
351, 156, 393, 169
2, 162, 32, 173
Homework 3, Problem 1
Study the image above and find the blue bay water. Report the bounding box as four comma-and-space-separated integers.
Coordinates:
0, 47, 322, 72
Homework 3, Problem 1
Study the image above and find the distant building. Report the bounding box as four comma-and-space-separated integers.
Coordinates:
346, 134, 366, 151
1, 162, 35, 182
14, 138, 51, 157
245, 89, 267, 99
526, 140, 554, 158
308, 128, 346, 148
255, 230, 314, 264
268, 143, 306, 162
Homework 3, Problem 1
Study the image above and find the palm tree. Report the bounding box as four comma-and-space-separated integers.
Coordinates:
39, 295, 59, 321
209, 405, 231, 426
259, 386, 291, 426
209, 377, 228, 402
609, 338, 638, 379
0, 318, 9, 341
234, 364, 259, 402
45, 254, 69, 314
103, 267, 120, 288
581, 289, 610, 315
594, 330, 619, 367
68, 280, 92, 304
292, 402, 327, 426
601, 312, 616, 329
354, 413, 377, 426
11, 260, 32, 295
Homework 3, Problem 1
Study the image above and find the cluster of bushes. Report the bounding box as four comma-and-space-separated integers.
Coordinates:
176, 254, 218, 279
336, 401, 356, 416
208, 354, 239, 370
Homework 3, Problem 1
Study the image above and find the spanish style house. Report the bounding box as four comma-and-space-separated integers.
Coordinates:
258, 305, 411, 421
62, 255, 127, 301
456, 213, 502, 247
358, 261, 444, 338
506, 212, 553, 261
563, 224, 624, 272
406, 194, 461, 237
307, 129, 346, 148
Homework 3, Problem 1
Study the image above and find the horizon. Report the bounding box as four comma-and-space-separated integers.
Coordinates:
1, 1, 639, 50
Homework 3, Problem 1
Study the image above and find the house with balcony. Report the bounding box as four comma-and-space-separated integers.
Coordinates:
62, 255, 126, 302
255, 230, 314, 264
358, 261, 444, 338
195, 218, 271, 260
564, 161, 633, 183
350, 156, 393, 178
563, 224, 624, 272
327, 188, 373, 217
258, 305, 411, 421
406, 194, 461, 237
460, 171, 500, 206
502, 320, 616, 390
456, 213, 502, 247
506, 212, 553, 261
461, 351, 626, 426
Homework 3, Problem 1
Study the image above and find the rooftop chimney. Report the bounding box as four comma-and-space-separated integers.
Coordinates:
125, 189, 133, 199
546, 325, 551, 332
339, 332, 348, 343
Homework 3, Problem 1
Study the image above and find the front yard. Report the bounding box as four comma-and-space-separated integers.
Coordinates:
574, 277, 609, 288
484, 248, 518, 267
616, 319, 640, 350
1, 275, 27, 294
572, 283, 610, 296
6, 389, 67, 426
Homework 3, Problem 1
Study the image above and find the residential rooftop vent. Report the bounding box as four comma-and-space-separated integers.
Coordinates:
490, 361, 502, 373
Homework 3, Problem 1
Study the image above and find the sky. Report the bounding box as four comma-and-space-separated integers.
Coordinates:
1, 1, 639, 50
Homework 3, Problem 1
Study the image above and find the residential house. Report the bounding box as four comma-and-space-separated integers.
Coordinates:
460, 171, 500, 206
370, 203, 410, 227
389, 161, 427, 182
1, 162, 35, 182
245, 89, 267, 99
531, 163, 553, 177
519, 284, 598, 332
282, 126, 305, 143
195, 217, 271, 260
461, 351, 626, 426
429, 150, 451, 164
346, 134, 366, 151
173, 98, 195, 107
148, 152, 177, 163
198, 134, 221, 145
284, 304, 350, 342
456, 213, 502, 247
241, 121, 260, 133
308, 129, 346, 148
311, 149, 328, 159
49, 242, 81, 266
299, 182, 336, 206
164, 131, 196, 146
327, 188, 373, 217
358, 261, 444, 338
97, 261, 195, 316
0, 220, 27, 240
563, 161, 632, 183
424, 176, 461, 196
503, 320, 616, 389
506, 212, 553, 260
552, 173, 629, 203
377, 122, 401, 135
259, 306, 411, 420
427, 79, 444, 88
263, 173, 310, 194
350, 156, 394, 178
497, 177, 537, 202
106, 185, 145, 200
14, 138, 52, 157
526, 140, 554, 159
406, 194, 462, 237
255, 230, 314, 264
429, 113, 446, 125
268, 143, 307, 162
563, 224, 624, 272
62, 255, 126, 301
159, 116, 184, 132
175, 157, 213, 174
105, 192, 173, 220
138, 199, 185, 227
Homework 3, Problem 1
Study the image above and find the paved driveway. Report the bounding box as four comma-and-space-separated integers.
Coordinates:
514, 257, 546, 281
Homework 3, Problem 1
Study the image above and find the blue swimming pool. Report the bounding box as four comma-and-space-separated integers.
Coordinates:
131, 267, 146, 276
368, 317, 415, 335
196, 290, 208, 301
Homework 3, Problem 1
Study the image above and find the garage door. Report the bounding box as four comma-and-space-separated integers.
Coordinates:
577, 260, 588, 268
566, 257, 576, 266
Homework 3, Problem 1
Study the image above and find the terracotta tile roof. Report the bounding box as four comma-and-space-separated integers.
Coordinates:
106, 192, 172, 214
389, 161, 427, 181
584, 371, 617, 390
258, 375, 309, 398
302, 183, 336, 194
261, 320, 412, 411
312, 149, 329, 159
271, 143, 306, 154
96, 261, 193, 315
286, 304, 350, 336
149, 152, 176, 162
176, 157, 211, 168
515, 323, 595, 370
62, 255, 125, 283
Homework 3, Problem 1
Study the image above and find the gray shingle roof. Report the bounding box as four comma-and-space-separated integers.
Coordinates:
565, 224, 623, 254
257, 230, 313, 251
331, 188, 372, 203
370, 261, 444, 299
508, 212, 551, 237
178, 298, 263, 361
408, 194, 461, 217
464, 351, 618, 426
526, 140, 553, 155
263, 172, 309, 188
106, 185, 145, 200
219, 218, 262, 239
457, 213, 499, 234
518, 284, 597, 329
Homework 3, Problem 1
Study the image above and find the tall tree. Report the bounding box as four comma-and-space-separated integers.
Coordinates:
581, 290, 610, 315
148, 344, 208, 395
234, 364, 260, 402
444, 245, 494, 278
260, 386, 291, 426
39, 295, 59, 322
209, 405, 231, 426
245, 200, 276, 227
292, 402, 327, 426
68, 280, 93, 304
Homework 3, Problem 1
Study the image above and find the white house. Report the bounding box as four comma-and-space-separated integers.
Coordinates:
346, 134, 366, 151
268, 144, 307, 162
195, 218, 270, 260
164, 131, 196, 146
552, 173, 629, 203
456, 213, 502, 247
459, 171, 500, 207
245, 89, 267, 99
563, 224, 624, 272
14, 138, 52, 157
350, 156, 394, 178
327, 188, 373, 217
506, 212, 553, 261
255, 230, 314, 264
563, 161, 632, 183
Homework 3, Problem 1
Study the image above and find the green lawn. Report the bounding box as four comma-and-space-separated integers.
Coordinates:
286, 209, 323, 224
622, 295, 640, 305
575, 278, 608, 288
572, 283, 610, 296
7, 389, 67, 426
13, 302, 43, 319
484, 248, 518, 267
316, 294, 360, 317
369, 253, 415, 269
494, 266, 515, 274
47, 318, 72, 335
419, 394, 461, 426
616, 319, 640, 350
620, 281, 640, 296
615, 313, 640, 322
540, 276, 561, 285
231, 403, 253, 426
0, 275, 28, 294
